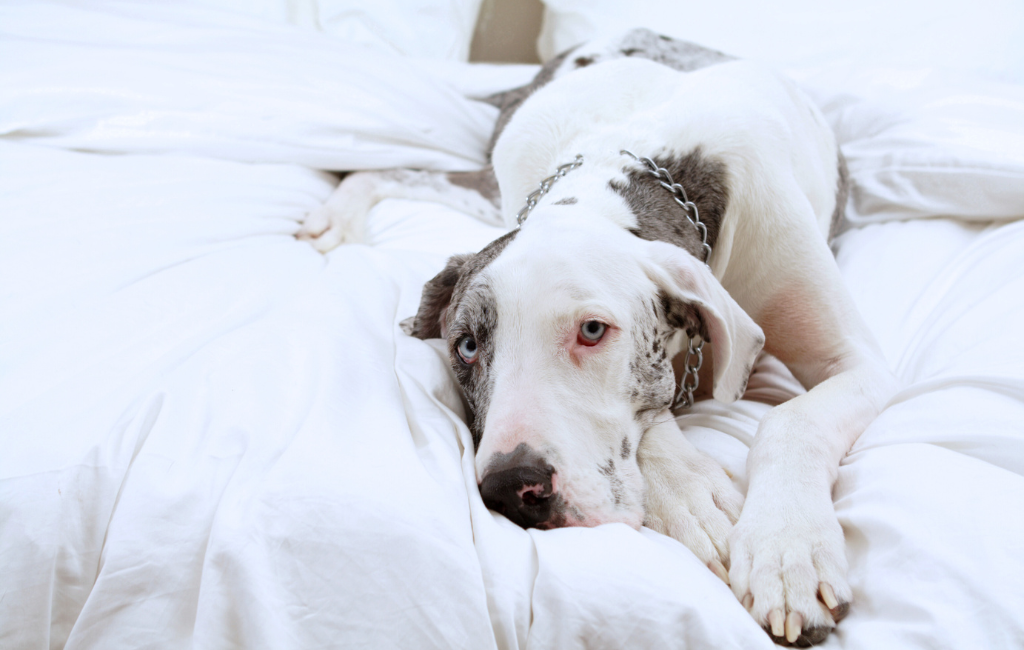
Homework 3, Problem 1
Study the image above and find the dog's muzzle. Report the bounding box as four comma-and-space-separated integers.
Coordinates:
479, 443, 561, 529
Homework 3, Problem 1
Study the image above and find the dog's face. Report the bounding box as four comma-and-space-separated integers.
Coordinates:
411, 209, 763, 531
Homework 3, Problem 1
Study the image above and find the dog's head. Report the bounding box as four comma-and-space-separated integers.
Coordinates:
410, 209, 763, 530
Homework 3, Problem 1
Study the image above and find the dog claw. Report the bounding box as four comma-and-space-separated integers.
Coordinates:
742, 593, 753, 610
709, 559, 729, 584
830, 600, 851, 623
785, 611, 803, 643
819, 582, 838, 610
768, 609, 785, 637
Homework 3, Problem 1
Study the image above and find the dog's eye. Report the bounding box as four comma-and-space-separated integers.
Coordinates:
457, 335, 479, 363
578, 320, 606, 345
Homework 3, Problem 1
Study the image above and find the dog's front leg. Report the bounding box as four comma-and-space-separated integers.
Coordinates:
298, 167, 501, 252
728, 354, 897, 645
638, 410, 744, 582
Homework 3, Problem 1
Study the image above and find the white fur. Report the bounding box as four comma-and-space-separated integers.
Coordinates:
488, 57, 899, 638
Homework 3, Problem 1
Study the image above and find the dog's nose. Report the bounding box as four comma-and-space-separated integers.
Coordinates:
479, 444, 556, 529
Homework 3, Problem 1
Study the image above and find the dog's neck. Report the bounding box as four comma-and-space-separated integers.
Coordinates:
515, 151, 720, 265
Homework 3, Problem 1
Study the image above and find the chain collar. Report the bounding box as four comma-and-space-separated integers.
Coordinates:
514, 150, 711, 410
515, 154, 584, 226
620, 150, 711, 264
620, 150, 711, 410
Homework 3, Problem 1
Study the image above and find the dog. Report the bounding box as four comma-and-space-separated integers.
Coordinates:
299, 30, 898, 647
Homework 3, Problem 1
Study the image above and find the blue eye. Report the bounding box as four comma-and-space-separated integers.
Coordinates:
579, 320, 606, 343
457, 335, 479, 363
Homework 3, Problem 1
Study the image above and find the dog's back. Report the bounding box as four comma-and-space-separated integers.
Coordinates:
484, 29, 735, 160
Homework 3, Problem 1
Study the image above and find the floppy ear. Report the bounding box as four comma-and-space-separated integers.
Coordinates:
641, 239, 764, 403
410, 254, 472, 340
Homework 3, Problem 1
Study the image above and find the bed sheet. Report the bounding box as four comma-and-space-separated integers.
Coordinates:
3, 2, 1024, 649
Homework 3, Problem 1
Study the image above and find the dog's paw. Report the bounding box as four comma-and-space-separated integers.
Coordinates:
297, 172, 376, 252
728, 498, 851, 646
641, 446, 744, 581
297, 204, 362, 252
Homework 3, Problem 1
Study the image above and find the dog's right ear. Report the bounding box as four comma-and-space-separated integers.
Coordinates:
640, 239, 765, 403
410, 254, 473, 340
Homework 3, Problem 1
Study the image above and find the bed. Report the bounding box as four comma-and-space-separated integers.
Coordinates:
2, 1, 1023, 648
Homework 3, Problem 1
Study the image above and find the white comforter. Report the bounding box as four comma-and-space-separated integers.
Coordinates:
2, 3, 1023, 649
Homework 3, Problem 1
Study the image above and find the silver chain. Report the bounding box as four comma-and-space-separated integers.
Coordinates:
620, 149, 710, 410
620, 150, 711, 263
515, 154, 584, 226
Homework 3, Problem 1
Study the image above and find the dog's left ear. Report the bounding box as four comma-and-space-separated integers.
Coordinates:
410, 253, 472, 340
641, 239, 765, 403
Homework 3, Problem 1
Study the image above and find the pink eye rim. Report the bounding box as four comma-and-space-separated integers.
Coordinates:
578, 320, 607, 346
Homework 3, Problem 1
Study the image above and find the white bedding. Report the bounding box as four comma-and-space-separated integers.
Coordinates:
2, 3, 1023, 649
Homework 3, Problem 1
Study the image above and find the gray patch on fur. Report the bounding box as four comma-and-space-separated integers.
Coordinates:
613, 29, 734, 71
449, 280, 500, 448
410, 253, 473, 341
734, 361, 755, 401
553, 197, 578, 205
550, 28, 734, 84
828, 150, 850, 242
566, 503, 587, 524
411, 230, 521, 447
628, 295, 678, 423
620, 436, 631, 460
660, 292, 710, 342
611, 147, 729, 260
447, 167, 500, 207
598, 458, 625, 506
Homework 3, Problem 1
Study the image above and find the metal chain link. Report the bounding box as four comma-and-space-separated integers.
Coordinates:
620, 150, 711, 263
620, 149, 711, 410
679, 335, 703, 410
515, 154, 584, 226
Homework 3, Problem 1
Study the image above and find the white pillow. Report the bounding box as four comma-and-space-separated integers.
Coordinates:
797, 66, 1024, 224
0, 2, 498, 170
295, 0, 482, 61
192, 0, 483, 60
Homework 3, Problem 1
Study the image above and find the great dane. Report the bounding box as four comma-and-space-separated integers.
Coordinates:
299, 30, 898, 647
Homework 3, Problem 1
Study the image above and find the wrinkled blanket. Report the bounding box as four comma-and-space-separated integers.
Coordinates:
2, 3, 1023, 649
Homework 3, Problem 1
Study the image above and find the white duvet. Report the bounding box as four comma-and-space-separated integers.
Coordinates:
2, 3, 1023, 649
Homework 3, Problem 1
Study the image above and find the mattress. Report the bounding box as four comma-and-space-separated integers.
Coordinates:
2, 2, 1023, 648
